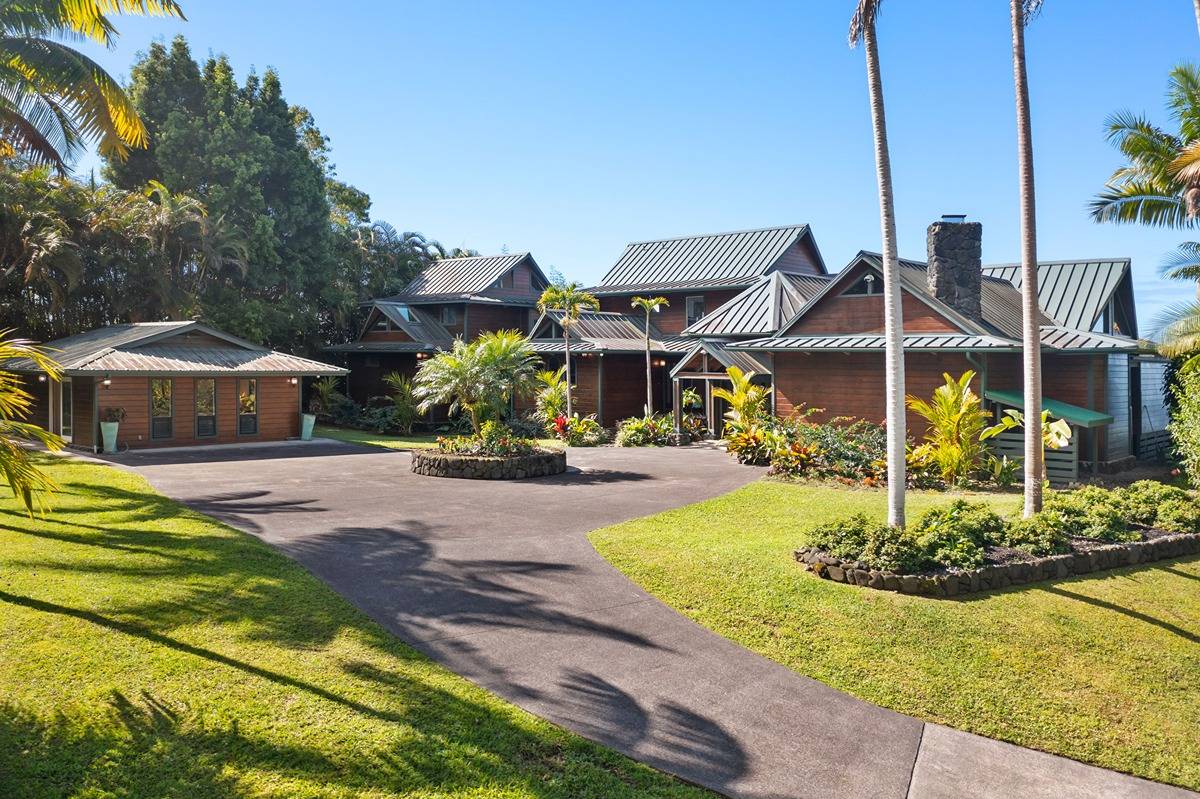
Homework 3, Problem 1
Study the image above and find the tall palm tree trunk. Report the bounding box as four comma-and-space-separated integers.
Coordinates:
1011, 0, 1044, 516
563, 327, 573, 418
1194, 0, 1200, 38
863, 21, 907, 528
644, 316, 653, 415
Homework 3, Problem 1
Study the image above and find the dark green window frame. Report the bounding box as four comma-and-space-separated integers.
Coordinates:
195, 378, 217, 438
150, 378, 174, 439
238, 378, 258, 436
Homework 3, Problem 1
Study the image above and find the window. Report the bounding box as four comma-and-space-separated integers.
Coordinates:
371, 315, 390, 331
238, 378, 258, 435
686, 296, 705, 326
842, 272, 882, 295
493, 271, 513, 289
151, 379, 173, 439
195, 378, 216, 438
440, 306, 458, 325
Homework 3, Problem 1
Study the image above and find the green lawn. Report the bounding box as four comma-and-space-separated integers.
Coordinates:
316, 425, 563, 451
0, 457, 708, 799
590, 480, 1200, 791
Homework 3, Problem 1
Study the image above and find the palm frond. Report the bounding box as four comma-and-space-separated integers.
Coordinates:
1089, 181, 1189, 227
847, 0, 880, 47
1161, 241, 1200, 281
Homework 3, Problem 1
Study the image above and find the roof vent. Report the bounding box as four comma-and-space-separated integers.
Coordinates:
941, 214, 967, 224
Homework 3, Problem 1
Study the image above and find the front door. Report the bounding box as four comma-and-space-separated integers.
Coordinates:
60, 376, 73, 443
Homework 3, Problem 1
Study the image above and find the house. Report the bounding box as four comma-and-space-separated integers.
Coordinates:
724, 216, 1162, 478
9, 321, 346, 452
532, 225, 830, 424
327, 252, 551, 402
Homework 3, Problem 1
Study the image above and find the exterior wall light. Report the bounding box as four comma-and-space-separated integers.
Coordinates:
289, 377, 299, 385
101, 377, 112, 387
37, 374, 47, 382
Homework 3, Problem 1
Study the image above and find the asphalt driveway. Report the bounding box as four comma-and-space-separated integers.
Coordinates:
113, 440, 1192, 799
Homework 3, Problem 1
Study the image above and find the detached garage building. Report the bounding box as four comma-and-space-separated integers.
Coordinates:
10, 321, 346, 452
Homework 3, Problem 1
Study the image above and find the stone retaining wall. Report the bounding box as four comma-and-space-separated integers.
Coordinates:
795, 532, 1200, 597
411, 450, 566, 480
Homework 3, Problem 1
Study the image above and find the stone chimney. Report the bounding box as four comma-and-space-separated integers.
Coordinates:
926, 215, 983, 322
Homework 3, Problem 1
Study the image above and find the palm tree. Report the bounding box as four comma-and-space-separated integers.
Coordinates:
0, 1, 186, 170
0, 331, 65, 515
537, 283, 599, 418
711, 367, 767, 427
413, 331, 538, 436
849, 0, 906, 528
631, 296, 667, 415
1010, 0, 1045, 517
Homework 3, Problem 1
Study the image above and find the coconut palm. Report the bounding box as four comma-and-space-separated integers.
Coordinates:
0, 1, 186, 170
0, 331, 64, 515
849, 0, 907, 527
537, 282, 599, 418
631, 296, 667, 415
1010, 0, 1045, 516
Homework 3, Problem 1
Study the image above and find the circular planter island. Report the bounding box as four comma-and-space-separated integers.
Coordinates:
411, 449, 566, 480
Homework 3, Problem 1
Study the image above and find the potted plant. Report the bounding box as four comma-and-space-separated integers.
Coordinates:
100, 407, 125, 454
301, 398, 318, 441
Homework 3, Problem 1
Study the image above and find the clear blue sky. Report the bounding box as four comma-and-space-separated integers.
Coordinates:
74, 1, 1197, 330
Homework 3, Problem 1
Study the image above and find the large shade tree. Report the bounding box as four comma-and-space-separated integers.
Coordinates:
537, 282, 599, 419
849, 0, 907, 527
0, 0, 185, 169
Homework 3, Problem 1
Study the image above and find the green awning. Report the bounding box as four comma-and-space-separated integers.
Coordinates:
984, 389, 1113, 428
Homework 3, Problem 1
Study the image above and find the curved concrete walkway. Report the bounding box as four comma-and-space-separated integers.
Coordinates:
114, 440, 1192, 799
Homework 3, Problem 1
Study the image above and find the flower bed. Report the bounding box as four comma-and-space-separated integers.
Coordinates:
797, 530, 1200, 596
411, 449, 566, 480
795, 481, 1200, 595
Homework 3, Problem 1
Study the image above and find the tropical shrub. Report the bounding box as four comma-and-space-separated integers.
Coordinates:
681, 413, 707, 440
906, 371, 989, 486
983, 454, 1021, 489
1156, 498, 1200, 533
791, 418, 887, 481
712, 367, 769, 427
681, 387, 702, 411
1120, 480, 1191, 525
415, 331, 539, 435
770, 441, 821, 477
534, 367, 567, 429
1170, 368, 1200, 488
909, 501, 1006, 570
1042, 487, 1136, 542
310, 376, 344, 420
552, 413, 607, 446
359, 404, 398, 434
1001, 513, 1072, 556
807, 515, 928, 574
615, 414, 674, 447
437, 421, 536, 457
725, 422, 784, 465
101, 407, 127, 424
382, 372, 421, 435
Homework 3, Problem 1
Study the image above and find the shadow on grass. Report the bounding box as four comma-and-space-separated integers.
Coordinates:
1041, 585, 1200, 644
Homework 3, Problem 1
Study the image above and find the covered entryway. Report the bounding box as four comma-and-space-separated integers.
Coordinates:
670, 340, 770, 436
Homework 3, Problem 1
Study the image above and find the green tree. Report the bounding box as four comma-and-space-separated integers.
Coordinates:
0, 331, 64, 514
537, 282, 598, 419
905, 371, 988, 486
711, 366, 767, 428
413, 331, 538, 436
0, 1, 185, 169
849, 0, 907, 527
631, 296, 667, 415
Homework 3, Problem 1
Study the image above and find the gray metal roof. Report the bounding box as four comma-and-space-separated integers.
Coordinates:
683, 272, 831, 337
1039, 327, 1138, 352
529, 309, 693, 354
670, 339, 771, 377
7, 321, 345, 375
375, 302, 454, 348
325, 340, 436, 354
732, 333, 1021, 352
595, 224, 821, 294
387, 252, 543, 300
981, 259, 1131, 332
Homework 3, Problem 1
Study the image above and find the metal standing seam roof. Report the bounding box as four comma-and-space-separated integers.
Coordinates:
982, 259, 1131, 332
984, 389, 1114, 428
594, 224, 821, 294
729, 333, 1022, 352
387, 252, 539, 299
529, 310, 693, 354
325, 340, 437, 354
1039, 326, 1138, 352
5, 321, 346, 375
374, 302, 455, 349
669, 339, 771, 378
683, 272, 831, 337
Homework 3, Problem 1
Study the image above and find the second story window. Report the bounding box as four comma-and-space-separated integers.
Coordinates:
686, 296, 705, 326
843, 272, 882, 296
440, 306, 458, 325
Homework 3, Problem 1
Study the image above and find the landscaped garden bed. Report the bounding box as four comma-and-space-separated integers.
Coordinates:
411, 448, 566, 479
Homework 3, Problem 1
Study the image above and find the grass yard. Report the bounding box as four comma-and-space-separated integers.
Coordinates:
590, 480, 1200, 791
316, 425, 563, 451
0, 457, 708, 799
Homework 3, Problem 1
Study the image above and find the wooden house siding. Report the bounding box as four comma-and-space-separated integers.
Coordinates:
770, 237, 825, 276
477, 261, 544, 302
1105, 353, 1130, 460
73, 377, 95, 448
25, 376, 49, 429
785, 289, 960, 336
89, 375, 300, 449
466, 304, 530, 339
597, 289, 741, 335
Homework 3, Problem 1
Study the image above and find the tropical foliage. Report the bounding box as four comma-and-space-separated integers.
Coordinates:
1170, 368, 1200, 487
615, 414, 674, 447
536, 282, 598, 418
711, 367, 768, 428
550, 413, 607, 447
533, 367, 566, 427
0, 0, 185, 169
437, 420, 536, 457
413, 331, 538, 436
0, 332, 64, 514
905, 371, 988, 486
382, 372, 421, 435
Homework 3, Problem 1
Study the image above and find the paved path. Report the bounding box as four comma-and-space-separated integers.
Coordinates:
112, 440, 1192, 799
